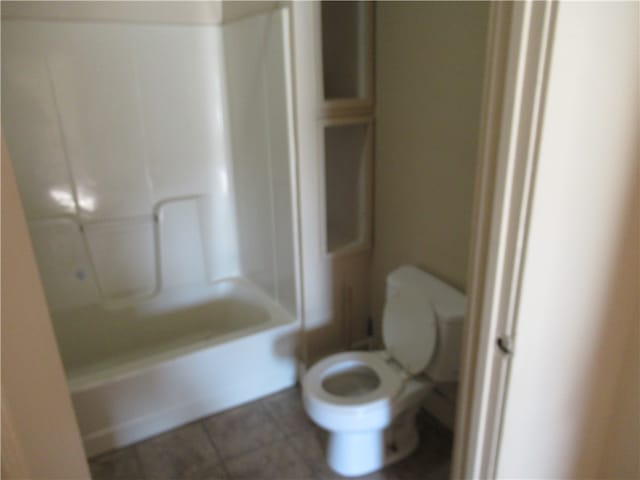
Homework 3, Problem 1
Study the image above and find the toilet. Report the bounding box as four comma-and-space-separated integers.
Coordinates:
302, 266, 465, 477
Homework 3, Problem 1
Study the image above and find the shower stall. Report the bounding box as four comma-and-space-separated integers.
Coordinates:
2, 5, 300, 455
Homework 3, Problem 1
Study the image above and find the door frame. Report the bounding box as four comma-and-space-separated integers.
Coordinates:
1, 1, 557, 477
451, 1, 557, 478
1, 138, 91, 479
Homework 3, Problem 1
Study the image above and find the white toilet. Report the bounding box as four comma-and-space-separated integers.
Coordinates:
302, 266, 465, 477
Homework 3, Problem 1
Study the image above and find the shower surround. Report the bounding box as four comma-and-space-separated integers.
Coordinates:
2, 8, 300, 455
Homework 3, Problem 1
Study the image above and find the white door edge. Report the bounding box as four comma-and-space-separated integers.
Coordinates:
451, 2, 558, 478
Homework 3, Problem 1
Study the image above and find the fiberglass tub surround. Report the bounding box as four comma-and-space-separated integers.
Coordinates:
2, 9, 299, 454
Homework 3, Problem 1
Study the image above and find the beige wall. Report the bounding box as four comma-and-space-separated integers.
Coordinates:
495, 2, 639, 477
599, 313, 639, 478
371, 2, 489, 324
1, 141, 90, 479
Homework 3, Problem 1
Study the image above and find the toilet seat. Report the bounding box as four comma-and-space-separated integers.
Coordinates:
303, 268, 440, 433
303, 351, 405, 430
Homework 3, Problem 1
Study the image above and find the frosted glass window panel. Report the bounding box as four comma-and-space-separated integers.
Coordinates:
321, 1, 369, 100
324, 123, 370, 253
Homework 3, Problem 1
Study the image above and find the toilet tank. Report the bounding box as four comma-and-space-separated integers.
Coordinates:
386, 266, 466, 382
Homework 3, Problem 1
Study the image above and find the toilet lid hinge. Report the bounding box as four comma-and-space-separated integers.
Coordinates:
384, 353, 413, 380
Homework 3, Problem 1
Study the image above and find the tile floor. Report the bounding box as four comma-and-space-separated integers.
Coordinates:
89, 387, 453, 480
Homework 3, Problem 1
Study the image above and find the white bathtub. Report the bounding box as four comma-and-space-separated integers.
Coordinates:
52, 278, 299, 456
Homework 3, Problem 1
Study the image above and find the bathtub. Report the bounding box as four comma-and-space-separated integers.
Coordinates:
52, 278, 299, 456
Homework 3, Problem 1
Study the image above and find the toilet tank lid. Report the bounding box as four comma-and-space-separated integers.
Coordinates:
386, 266, 466, 319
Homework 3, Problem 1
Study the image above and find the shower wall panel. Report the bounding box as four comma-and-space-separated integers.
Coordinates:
223, 11, 297, 315
2, 19, 239, 309
2, 9, 297, 316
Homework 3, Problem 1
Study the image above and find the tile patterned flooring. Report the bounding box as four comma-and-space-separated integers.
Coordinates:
89, 387, 453, 480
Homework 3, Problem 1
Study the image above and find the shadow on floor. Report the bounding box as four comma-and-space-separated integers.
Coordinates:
89, 386, 453, 480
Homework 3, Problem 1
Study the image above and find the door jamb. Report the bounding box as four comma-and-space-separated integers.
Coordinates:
451, 2, 557, 478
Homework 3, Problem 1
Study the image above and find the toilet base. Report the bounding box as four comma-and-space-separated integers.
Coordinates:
325, 407, 421, 477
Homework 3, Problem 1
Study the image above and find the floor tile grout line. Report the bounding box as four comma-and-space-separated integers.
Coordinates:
260, 388, 326, 478
199, 398, 298, 477
260, 386, 316, 440
223, 388, 317, 480
124, 415, 222, 480
221, 434, 317, 480
199, 419, 235, 480
132, 442, 148, 480
130, 418, 232, 480
259, 396, 293, 439
285, 430, 323, 479
87, 386, 453, 480
87, 443, 148, 480
131, 416, 213, 480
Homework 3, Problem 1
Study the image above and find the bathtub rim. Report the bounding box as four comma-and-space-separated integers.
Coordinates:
65, 276, 299, 392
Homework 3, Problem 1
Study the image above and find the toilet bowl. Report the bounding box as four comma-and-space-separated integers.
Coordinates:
302, 266, 466, 477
